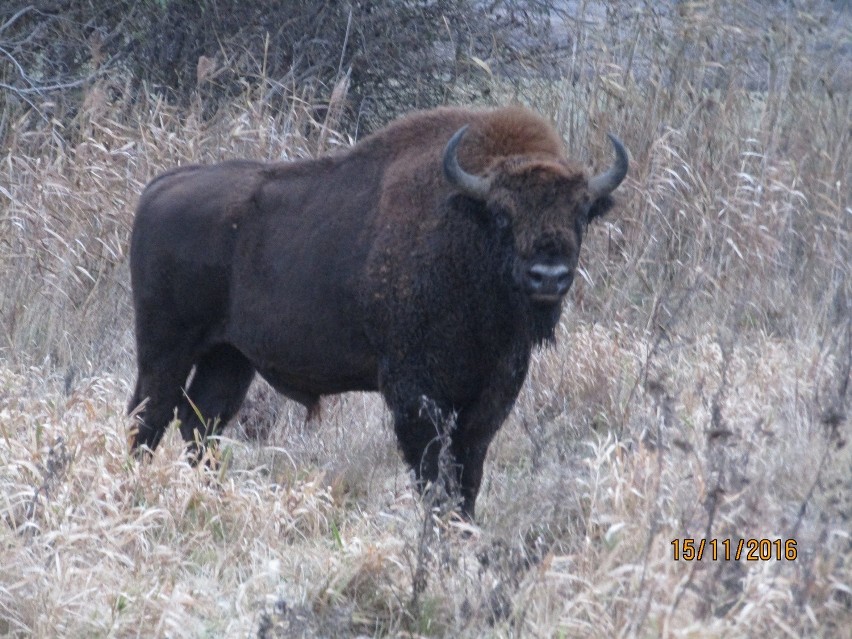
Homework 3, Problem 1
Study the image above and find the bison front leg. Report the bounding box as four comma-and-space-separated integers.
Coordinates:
398, 402, 496, 521
450, 376, 526, 520
385, 389, 465, 514
452, 437, 493, 520
382, 363, 523, 521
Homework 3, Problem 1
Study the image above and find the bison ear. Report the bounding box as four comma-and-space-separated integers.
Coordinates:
587, 193, 615, 220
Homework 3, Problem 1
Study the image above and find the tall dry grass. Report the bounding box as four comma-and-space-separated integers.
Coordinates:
1, 1, 850, 637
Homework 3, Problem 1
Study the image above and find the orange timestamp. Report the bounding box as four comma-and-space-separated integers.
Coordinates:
671, 538, 797, 561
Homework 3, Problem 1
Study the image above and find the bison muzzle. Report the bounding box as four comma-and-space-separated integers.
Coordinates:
127, 106, 628, 520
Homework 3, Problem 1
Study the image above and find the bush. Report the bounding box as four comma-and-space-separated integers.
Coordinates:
0, 0, 567, 134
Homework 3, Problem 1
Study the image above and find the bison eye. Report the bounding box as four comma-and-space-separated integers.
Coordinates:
487, 204, 511, 231
574, 215, 587, 239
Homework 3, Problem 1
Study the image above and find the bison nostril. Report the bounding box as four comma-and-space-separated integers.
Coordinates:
527, 264, 572, 296
528, 269, 545, 287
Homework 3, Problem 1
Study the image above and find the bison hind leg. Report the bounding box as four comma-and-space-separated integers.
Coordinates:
129, 361, 194, 456
127, 378, 142, 417
127, 379, 153, 456
177, 343, 255, 459
129, 319, 213, 456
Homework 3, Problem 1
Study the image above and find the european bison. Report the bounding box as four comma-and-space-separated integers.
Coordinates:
128, 105, 628, 519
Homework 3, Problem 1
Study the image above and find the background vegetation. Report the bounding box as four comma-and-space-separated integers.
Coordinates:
1, 0, 849, 636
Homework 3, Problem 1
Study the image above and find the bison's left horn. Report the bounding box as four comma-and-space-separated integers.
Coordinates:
588, 134, 629, 199
443, 125, 491, 200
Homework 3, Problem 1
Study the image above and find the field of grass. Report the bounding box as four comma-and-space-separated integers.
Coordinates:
1, 2, 849, 637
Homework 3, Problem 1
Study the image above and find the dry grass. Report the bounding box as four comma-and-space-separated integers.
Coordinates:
1, 1, 850, 637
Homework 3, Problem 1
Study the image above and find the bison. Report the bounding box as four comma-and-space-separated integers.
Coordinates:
127, 105, 628, 519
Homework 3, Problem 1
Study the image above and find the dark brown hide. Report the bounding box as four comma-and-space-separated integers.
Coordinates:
128, 106, 627, 519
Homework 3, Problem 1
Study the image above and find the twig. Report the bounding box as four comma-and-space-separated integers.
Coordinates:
0, 5, 34, 34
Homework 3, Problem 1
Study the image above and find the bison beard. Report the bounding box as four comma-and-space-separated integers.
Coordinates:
127, 105, 627, 520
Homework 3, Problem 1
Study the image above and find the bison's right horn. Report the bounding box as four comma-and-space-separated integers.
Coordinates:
443, 125, 491, 200
588, 133, 629, 199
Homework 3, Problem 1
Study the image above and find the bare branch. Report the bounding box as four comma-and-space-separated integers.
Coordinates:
0, 5, 34, 34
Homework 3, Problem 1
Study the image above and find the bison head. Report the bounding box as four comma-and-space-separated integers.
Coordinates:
443, 126, 628, 305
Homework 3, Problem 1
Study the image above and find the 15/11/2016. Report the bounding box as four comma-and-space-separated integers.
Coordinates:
671, 538, 797, 561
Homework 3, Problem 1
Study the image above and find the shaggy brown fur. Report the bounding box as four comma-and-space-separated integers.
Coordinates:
127, 105, 627, 519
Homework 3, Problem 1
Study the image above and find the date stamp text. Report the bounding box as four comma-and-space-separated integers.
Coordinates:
671, 538, 797, 561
